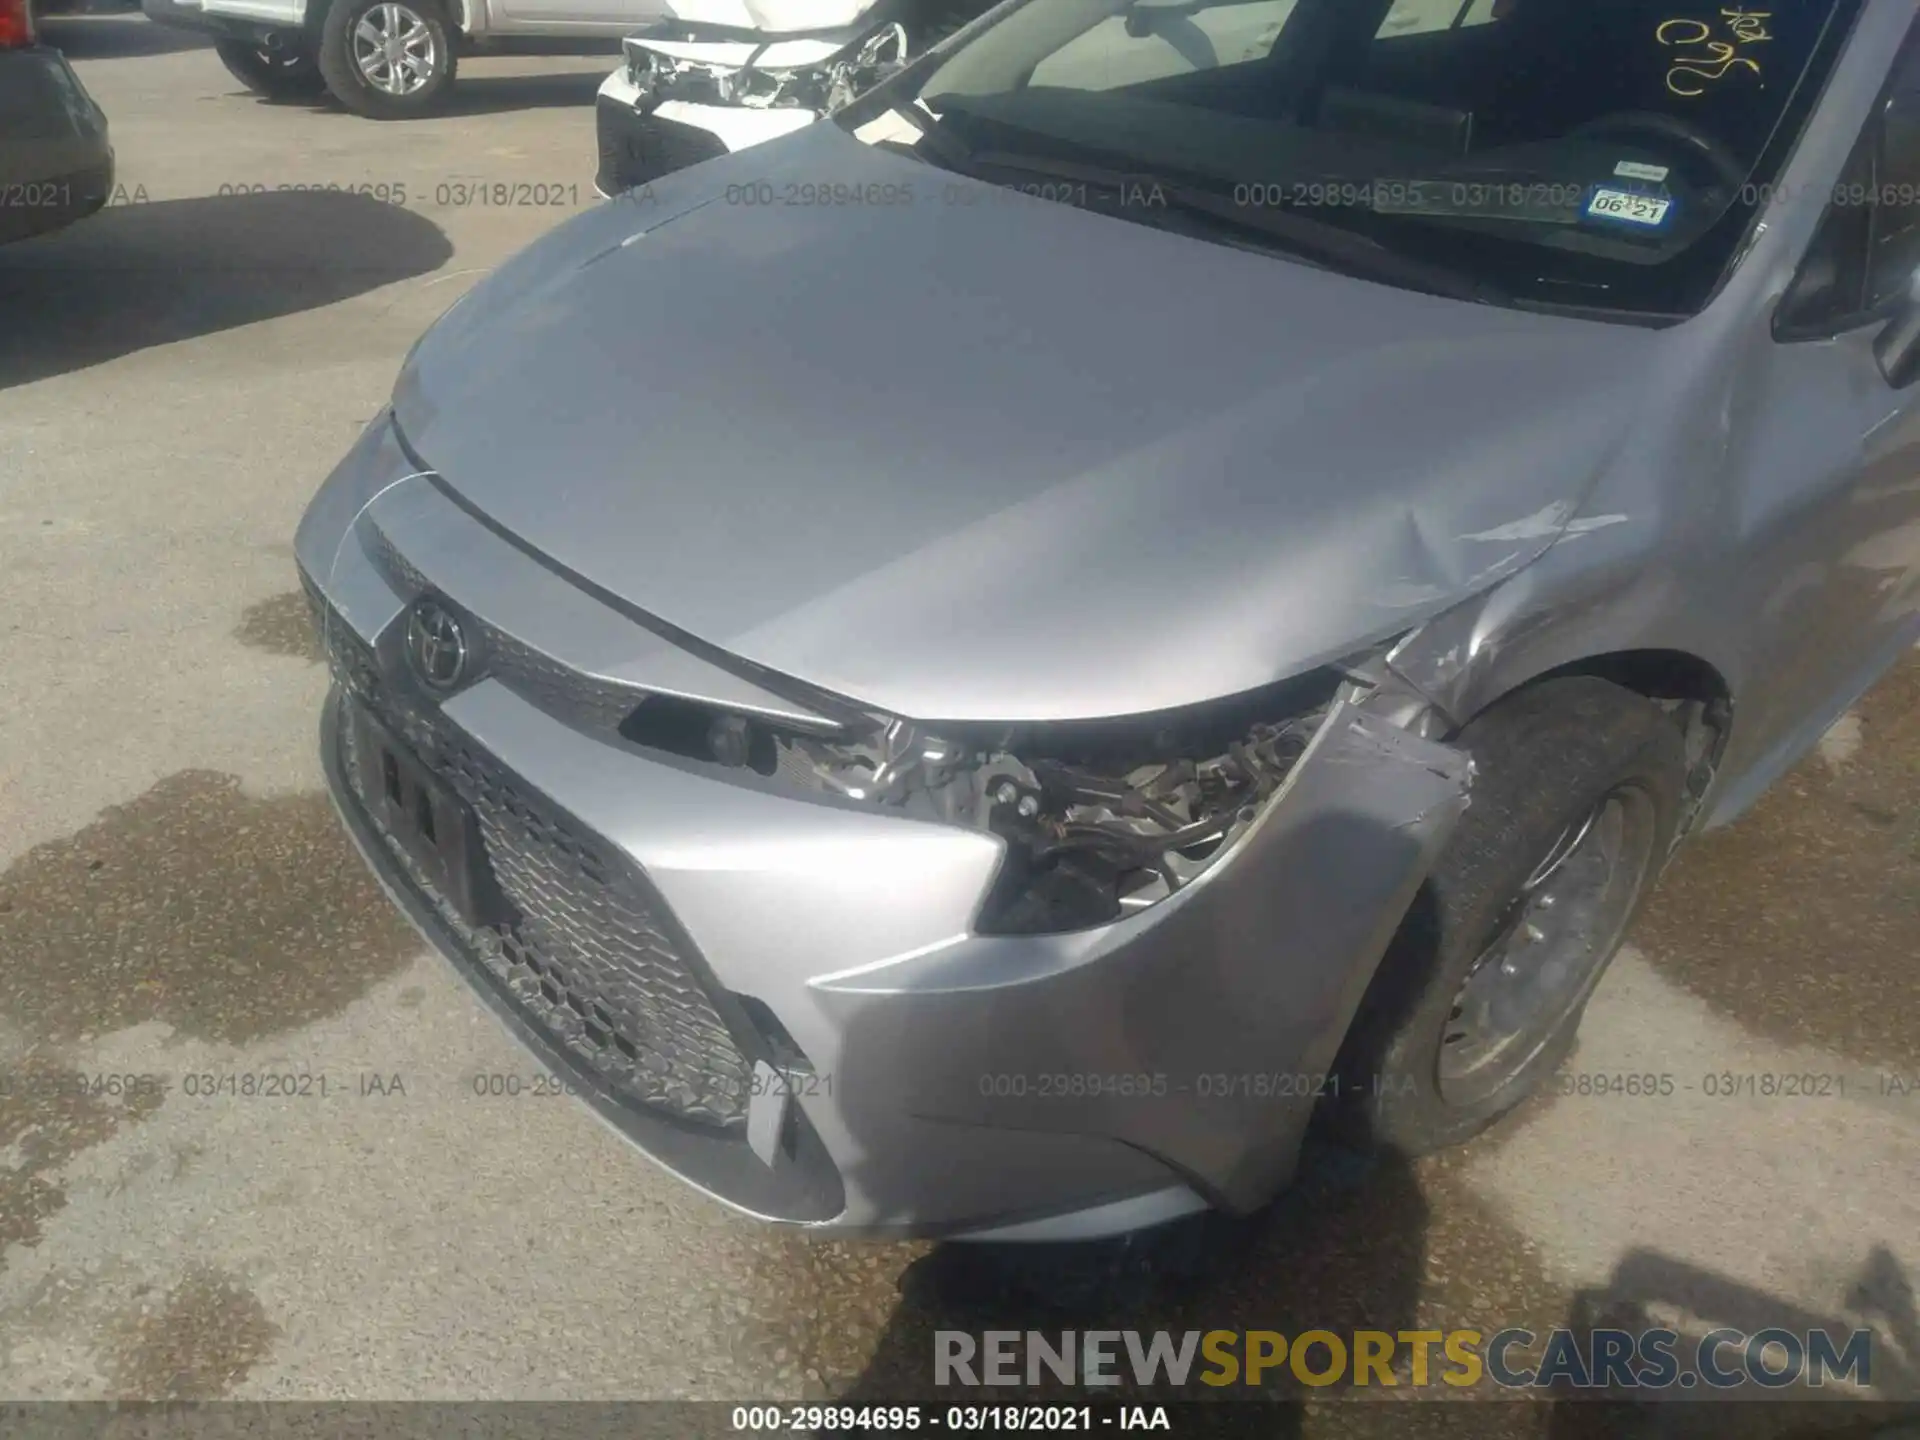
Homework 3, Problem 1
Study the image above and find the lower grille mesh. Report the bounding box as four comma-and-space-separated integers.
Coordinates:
329, 637, 754, 1132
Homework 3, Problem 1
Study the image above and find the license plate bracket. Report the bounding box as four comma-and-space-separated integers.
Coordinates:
351, 707, 491, 931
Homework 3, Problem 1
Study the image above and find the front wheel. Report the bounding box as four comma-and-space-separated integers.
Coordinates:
215, 37, 328, 98
318, 0, 458, 118
1326, 676, 1690, 1154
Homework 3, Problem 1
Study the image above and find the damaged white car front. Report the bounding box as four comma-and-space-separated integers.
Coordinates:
594, 0, 954, 194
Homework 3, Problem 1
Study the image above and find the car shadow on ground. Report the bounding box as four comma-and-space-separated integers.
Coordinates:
826, 1137, 1436, 1439
827, 1173, 1920, 1440
465, 34, 623, 55
840, 1144, 1428, 1428
1544, 1246, 1920, 1440
217, 65, 609, 120
35, 12, 211, 57
0, 189, 452, 387
429, 67, 611, 117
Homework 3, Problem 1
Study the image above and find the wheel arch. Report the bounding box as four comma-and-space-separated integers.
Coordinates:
1455, 646, 1735, 844
300, 0, 333, 46
306, 0, 468, 47
1377, 554, 1745, 843
304, 0, 470, 42
1325, 662, 1696, 1153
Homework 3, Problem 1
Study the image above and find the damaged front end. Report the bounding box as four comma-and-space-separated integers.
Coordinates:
303, 438, 1487, 1223
595, 3, 945, 194
631, 21, 909, 117
621, 657, 1450, 938
791, 665, 1477, 1217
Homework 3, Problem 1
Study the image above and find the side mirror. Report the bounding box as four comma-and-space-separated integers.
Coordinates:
1872, 265, 1920, 388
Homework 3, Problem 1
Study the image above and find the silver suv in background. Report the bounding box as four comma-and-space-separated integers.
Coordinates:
143, 0, 667, 117
301, 0, 1920, 1239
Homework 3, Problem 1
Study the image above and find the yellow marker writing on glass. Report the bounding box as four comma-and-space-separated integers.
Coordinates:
1656, 10, 1769, 97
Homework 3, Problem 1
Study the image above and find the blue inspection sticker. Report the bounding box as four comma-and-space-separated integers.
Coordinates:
1584, 185, 1675, 231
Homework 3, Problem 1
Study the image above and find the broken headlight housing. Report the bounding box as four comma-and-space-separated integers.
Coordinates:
625, 22, 910, 116
622, 669, 1344, 935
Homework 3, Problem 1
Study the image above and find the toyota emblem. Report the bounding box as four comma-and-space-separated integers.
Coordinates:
406, 598, 469, 690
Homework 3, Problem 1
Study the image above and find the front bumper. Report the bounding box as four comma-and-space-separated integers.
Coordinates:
301, 419, 1474, 1238
593, 60, 818, 195
0, 49, 113, 247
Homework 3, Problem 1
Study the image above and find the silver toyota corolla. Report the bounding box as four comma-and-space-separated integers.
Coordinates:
299, 0, 1920, 1239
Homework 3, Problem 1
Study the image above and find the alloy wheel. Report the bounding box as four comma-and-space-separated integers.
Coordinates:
352, 3, 438, 97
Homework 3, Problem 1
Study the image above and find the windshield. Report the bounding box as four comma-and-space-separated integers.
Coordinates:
839, 0, 1864, 317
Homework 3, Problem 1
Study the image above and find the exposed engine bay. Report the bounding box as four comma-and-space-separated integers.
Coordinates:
624, 674, 1340, 933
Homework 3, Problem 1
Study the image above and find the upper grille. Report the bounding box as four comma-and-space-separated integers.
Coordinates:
362, 524, 648, 737
318, 596, 755, 1132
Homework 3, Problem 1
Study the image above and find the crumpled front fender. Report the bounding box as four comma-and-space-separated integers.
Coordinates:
808, 696, 1473, 1218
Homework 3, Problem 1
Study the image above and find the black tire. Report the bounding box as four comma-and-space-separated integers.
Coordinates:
1326, 676, 1689, 1154
215, 37, 328, 98
318, 0, 458, 119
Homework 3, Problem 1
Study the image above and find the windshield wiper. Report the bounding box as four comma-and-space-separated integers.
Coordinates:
949, 146, 1513, 306
874, 101, 986, 177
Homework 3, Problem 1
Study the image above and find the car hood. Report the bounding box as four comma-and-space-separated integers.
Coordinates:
393, 124, 1664, 723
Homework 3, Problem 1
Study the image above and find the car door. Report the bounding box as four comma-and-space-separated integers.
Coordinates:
1722, 24, 1920, 790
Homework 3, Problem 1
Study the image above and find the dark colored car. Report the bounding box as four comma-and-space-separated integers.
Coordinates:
0, 0, 113, 245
